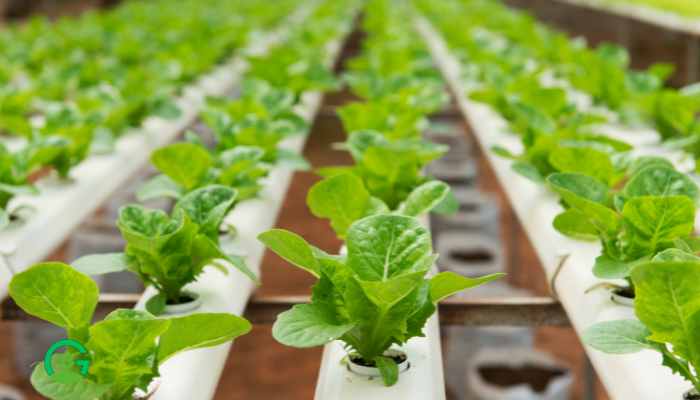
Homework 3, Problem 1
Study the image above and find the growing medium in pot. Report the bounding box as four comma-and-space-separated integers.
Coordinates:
259, 214, 503, 386
8, 262, 251, 400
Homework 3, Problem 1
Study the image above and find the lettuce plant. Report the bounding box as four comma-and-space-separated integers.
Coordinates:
321, 130, 447, 209
74, 185, 257, 315
136, 141, 271, 202
201, 80, 309, 163
9, 262, 251, 400
307, 172, 451, 238
583, 260, 700, 393
546, 160, 698, 290
259, 214, 503, 386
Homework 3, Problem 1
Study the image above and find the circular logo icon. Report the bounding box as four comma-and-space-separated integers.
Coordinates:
44, 339, 90, 379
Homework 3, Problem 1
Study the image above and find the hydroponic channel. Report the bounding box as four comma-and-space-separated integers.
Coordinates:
2, 1, 700, 399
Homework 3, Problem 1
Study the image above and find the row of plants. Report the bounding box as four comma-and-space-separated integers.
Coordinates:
419, 0, 700, 161
5, 1, 362, 399
417, 0, 700, 395
0, 0, 299, 227
258, 0, 504, 388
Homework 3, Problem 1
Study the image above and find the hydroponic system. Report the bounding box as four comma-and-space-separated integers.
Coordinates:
0, 0, 699, 399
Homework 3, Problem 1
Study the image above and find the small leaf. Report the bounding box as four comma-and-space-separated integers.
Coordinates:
593, 255, 639, 280
307, 173, 371, 238
512, 161, 544, 183
491, 145, 518, 160
553, 209, 599, 240
151, 143, 213, 190
430, 271, 505, 303
583, 319, 653, 354
431, 187, 459, 215
145, 293, 167, 316
258, 229, 320, 277
272, 304, 354, 348
374, 356, 399, 386
158, 313, 252, 362
397, 180, 450, 217
72, 253, 128, 276
136, 175, 183, 202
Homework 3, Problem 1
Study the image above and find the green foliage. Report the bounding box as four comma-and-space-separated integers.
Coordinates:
585, 260, 700, 391
260, 214, 503, 386
73, 188, 257, 311
10, 263, 251, 400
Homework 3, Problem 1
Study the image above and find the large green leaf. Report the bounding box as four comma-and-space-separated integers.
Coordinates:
621, 196, 695, 258
549, 146, 616, 185
306, 173, 372, 238
158, 313, 252, 362
151, 143, 213, 191
31, 353, 110, 400
547, 172, 609, 204
624, 166, 698, 201
632, 261, 700, 367
583, 319, 654, 354
429, 271, 505, 303
272, 304, 355, 348
88, 316, 170, 399
346, 214, 432, 281
258, 229, 321, 277
9, 263, 97, 336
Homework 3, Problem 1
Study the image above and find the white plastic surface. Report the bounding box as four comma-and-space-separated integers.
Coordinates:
417, 17, 692, 400
315, 315, 445, 400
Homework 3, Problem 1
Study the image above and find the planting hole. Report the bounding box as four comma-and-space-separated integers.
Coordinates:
478, 364, 566, 393
459, 202, 480, 213
349, 353, 407, 368
450, 249, 493, 263
167, 293, 197, 306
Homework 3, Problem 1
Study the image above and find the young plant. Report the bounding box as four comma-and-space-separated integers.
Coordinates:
74, 185, 257, 315
9, 262, 251, 400
546, 161, 698, 294
321, 130, 448, 209
583, 259, 700, 394
259, 214, 504, 386
136, 140, 271, 202
201, 79, 309, 163
307, 172, 452, 238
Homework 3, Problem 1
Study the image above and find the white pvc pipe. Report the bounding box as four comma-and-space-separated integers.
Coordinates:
417, 17, 691, 400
